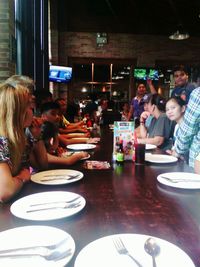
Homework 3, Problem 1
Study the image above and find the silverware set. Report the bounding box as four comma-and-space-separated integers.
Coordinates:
0, 238, 71, 261
40, 174, 80, 182
26, 200, 81, 213
160, 176, 200, 183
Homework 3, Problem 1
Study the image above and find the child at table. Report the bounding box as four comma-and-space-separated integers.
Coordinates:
41, 121, 88, 165
40, 102, 90, 146
0, 82, 48, 202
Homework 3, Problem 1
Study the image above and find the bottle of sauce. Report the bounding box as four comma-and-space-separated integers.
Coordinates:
116, 140, 124, 164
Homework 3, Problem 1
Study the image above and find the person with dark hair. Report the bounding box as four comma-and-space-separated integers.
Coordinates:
171, 65, 196, 103
40, 101, 89, 147
138, 94, 175, 150
166, 97, 186, 132
172, 87, 200, 168
40, 121, 88, 165
166, 97, 186, 158
128, 81, 157, 127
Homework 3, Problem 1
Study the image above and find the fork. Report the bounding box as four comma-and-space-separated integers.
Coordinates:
0, 237, 67, 255
41, 174, 80, 181
26, 201, 81, 213
160, 176, 200, 183
113, 237, 143, 267
0, 247, 72, 261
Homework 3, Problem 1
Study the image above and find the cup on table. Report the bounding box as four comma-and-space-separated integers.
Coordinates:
135, 144, 145, 165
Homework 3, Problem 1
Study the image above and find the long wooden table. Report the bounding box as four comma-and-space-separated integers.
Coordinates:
0, 126, 200, 266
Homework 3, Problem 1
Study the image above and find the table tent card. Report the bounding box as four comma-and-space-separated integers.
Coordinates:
113, 121, 135, 161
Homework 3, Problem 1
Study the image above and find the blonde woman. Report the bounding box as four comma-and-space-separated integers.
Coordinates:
0, 82, 47, 202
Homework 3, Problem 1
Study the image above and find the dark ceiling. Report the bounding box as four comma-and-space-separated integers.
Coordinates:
58, 0, 200, 37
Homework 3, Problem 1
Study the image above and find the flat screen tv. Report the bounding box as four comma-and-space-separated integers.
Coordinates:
49, 65, 72, 83
134, 68, 159, 81
148, 69, 159, 80
134, 68, 147, 80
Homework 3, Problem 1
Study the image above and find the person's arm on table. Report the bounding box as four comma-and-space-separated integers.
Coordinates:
47, 152, 88, 165
0, 163, 30, 203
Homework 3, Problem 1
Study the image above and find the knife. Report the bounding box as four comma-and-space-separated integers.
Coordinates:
26, 202, 81, 213
29, 196, 80, 207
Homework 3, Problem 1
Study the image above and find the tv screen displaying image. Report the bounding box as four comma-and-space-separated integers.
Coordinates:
148, 69, 159, 80
134, 68, 147, 80
49, 65, 72, 83
134, 68, 159, 81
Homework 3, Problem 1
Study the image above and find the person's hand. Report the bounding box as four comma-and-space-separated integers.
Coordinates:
147, 78, 152, 86
17, 168, 31, 183
140, 111, 150, 123
29, 117, 43, 139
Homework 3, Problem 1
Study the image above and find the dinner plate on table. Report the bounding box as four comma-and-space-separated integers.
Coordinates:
74, 233, 195, 267
145, 153, 178, 163
157, 172, 200, 189
0, 225, 75, 267
10, 191, 86, 221
62, 152, 90, 161
145, 144, 157, 150
31, 169, 84, 185
67, 144, 96, 150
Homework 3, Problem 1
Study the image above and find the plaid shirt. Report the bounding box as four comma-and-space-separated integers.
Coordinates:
175, 87, 200, 167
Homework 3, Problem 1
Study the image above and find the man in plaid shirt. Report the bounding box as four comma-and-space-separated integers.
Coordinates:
174, 87, 200, 168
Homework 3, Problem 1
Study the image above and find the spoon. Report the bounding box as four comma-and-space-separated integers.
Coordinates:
144, 237, 160, 267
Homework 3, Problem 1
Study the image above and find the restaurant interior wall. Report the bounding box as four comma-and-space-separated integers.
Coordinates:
49, 0, 200, 102
0, 0, 15, 83
52, 30, 200, 101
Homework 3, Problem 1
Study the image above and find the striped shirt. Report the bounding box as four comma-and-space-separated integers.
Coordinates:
175, 87, 200, 167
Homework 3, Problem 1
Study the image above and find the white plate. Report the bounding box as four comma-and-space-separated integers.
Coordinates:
145, 153, 178, 163
157, 172, 200, 189
31, 169, 84, 185
10, 191, 86, 221
145, 144, 157, 150
62, 152, 90, 161
0, 225, 75, 267
67, 144, 96, 150
74, 234, 195, 267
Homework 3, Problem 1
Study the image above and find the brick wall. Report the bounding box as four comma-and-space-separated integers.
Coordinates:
0, 0, 15, 83
59, 31, 200, 67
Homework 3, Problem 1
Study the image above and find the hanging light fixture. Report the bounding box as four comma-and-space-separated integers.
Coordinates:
169, 30, 190, 40
169, 23, 190, 40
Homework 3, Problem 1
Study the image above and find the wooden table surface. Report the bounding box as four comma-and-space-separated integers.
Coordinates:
0, 126, 199, 266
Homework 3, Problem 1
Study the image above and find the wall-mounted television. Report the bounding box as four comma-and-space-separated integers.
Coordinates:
49, 65, 72, 83
134, 68, 147, 80
134, 68, 159, 81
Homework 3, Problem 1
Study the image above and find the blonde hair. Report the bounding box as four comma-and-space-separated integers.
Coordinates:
0, 82, 30, 175
5, 75, 34, 93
